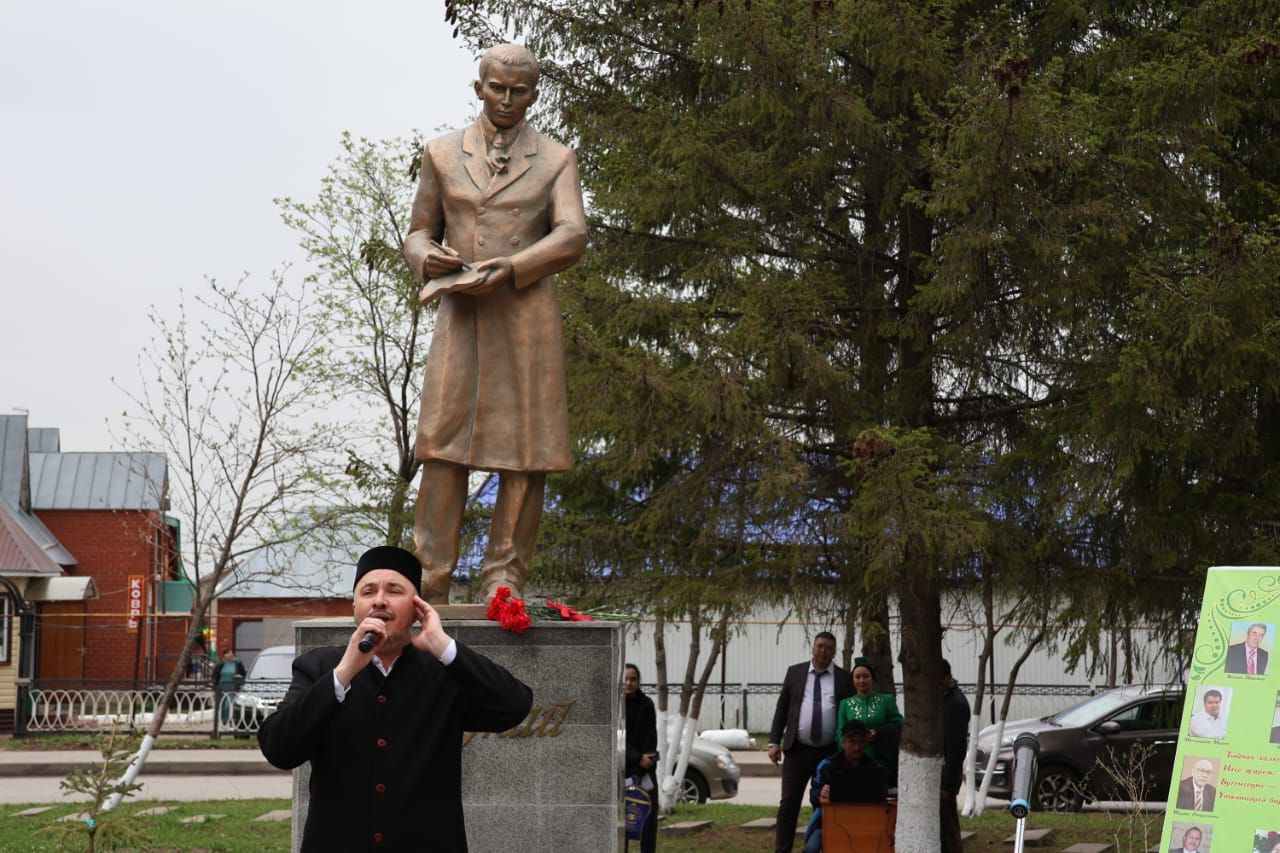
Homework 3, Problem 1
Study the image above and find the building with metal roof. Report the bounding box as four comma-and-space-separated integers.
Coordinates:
0, 416, 31, 510
26, 428, 60, 454
0, 496, 76, 571
29, 451, 167, 511
0, 414, 185, 732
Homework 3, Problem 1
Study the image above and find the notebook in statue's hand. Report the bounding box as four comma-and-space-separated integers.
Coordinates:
419, 267, 494, 304
825, 764, 889, 803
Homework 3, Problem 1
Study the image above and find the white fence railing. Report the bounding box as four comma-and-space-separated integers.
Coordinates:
22, 684, 284, 736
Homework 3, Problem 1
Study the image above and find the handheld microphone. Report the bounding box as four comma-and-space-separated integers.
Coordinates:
358, 631, 380, 653
1008, 732, 1041, 819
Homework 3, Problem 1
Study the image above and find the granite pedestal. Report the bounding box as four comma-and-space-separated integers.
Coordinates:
288, 618, 625, 853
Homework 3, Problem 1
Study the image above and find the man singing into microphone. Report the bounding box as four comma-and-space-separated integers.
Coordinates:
258, 546, 532, 851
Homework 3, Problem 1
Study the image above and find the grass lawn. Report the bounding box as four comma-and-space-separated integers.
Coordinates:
0, 799, 293, 851
661, 803, 1163, 852
0, 799, 1163, 852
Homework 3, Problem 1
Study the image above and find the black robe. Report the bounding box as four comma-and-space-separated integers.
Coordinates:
258, 642, 532, 852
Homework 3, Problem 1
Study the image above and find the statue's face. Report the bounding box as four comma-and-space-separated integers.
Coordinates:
474, 63, 538, 129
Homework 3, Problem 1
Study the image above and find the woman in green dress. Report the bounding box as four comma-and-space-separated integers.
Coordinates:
835, 657, 903, 781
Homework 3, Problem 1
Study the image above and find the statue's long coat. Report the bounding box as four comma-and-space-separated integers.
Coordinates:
404, 119, 588, 473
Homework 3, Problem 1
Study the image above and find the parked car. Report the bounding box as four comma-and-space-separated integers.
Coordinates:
974, 684, 1183, 811
675, 737, 741, 803
229, 645, 295, 733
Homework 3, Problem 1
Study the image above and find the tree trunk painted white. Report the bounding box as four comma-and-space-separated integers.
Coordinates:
972, 719, 1006, 816
961, 713, 982, 816
654, 707, 670, 781
896, 750, 942, 853
657, 711, 698, 812
103, 733, 155, 811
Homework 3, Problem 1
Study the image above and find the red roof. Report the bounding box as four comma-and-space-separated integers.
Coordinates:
0, 500, 64, 576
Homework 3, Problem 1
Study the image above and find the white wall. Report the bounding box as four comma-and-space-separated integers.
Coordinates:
620, 592, 1185, 733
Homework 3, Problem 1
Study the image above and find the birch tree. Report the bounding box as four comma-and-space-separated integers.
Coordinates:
106, 274, 338, 809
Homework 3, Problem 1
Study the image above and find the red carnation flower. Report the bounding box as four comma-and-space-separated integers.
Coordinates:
499, 601, 532, 633
487, 587, 531, 633
486, 586, 512, 621
545, 599, 594, 622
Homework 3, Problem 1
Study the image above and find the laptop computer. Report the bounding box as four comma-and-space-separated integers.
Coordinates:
825, 764, 890, 803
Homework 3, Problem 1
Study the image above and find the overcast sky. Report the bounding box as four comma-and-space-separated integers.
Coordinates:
1, 1, 479, 452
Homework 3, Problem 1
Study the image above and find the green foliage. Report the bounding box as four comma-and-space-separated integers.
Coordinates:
0, 798, 1133, 852
57, 728, 145, 852
844, 428, 986, 590
441, 0, 1280, 685
279, 133, 431, 548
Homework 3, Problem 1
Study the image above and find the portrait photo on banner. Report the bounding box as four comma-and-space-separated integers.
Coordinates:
1186, 685, 1231, 740
1224, 621, 1273, 676
1174, 755, 1220, 814
1252, 829, 1280, 853
1168, 821, 1211, 853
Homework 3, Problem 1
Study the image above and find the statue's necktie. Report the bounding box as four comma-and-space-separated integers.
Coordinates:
810, 670, 825, 745
487, 131, 511, 177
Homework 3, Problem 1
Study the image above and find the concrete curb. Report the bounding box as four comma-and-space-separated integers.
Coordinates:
1, 749, 778, 778
0, 750, 284, 777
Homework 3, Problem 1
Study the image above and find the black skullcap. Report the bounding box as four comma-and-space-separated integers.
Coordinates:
842, 720, 869, 737
353, 546, 422, 591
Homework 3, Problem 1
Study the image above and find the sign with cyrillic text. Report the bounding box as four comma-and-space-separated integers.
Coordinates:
1162, 567, 1280, 853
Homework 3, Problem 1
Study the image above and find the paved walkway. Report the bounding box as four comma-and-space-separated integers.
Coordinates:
0, 748, 1166, 812
0, 774, 291, 805
0, 748, 281, 777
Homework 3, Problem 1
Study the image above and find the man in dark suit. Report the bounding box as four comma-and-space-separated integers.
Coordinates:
1174, 760, 1217, 812
258, 546, 532, 852
1224, 623, 1269, 674
1271, 723, 1280, 744
940, 659, 971, 853
767, 632, 854, 853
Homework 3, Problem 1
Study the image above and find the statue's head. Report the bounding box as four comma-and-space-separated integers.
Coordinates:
474, 43, 540, 129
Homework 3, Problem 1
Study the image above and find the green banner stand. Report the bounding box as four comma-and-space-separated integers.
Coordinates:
1162, 567, 1280, 853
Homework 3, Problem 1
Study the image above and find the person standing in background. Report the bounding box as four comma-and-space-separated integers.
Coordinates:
940, 659, 970, 853
768, 632, 854, 853
623, 663, 658, 853
212, 647, 246, 728
836, 657, 904, 782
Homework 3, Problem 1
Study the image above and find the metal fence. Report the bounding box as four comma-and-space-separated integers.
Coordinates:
18, 678, 291, 738
644, 682, 1099, 734
17, 678, 1099, 738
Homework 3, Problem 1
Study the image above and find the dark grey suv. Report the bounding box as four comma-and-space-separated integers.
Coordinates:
974, 685, 1183, 811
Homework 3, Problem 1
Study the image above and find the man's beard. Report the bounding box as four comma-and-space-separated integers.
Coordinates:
369, 610, 404, 646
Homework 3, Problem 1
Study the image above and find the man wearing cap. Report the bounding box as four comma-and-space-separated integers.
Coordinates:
258, 546, 533, 852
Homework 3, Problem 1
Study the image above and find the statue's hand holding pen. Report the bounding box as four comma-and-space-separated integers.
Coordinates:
424, 240, 468, 279
423, 239, 510, 295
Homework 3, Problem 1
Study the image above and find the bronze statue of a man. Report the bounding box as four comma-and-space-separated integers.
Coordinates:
403, 43, 588, 603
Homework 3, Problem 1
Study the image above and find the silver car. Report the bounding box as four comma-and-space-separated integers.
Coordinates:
675, 737, 741, 803
229, 645, 295, 732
